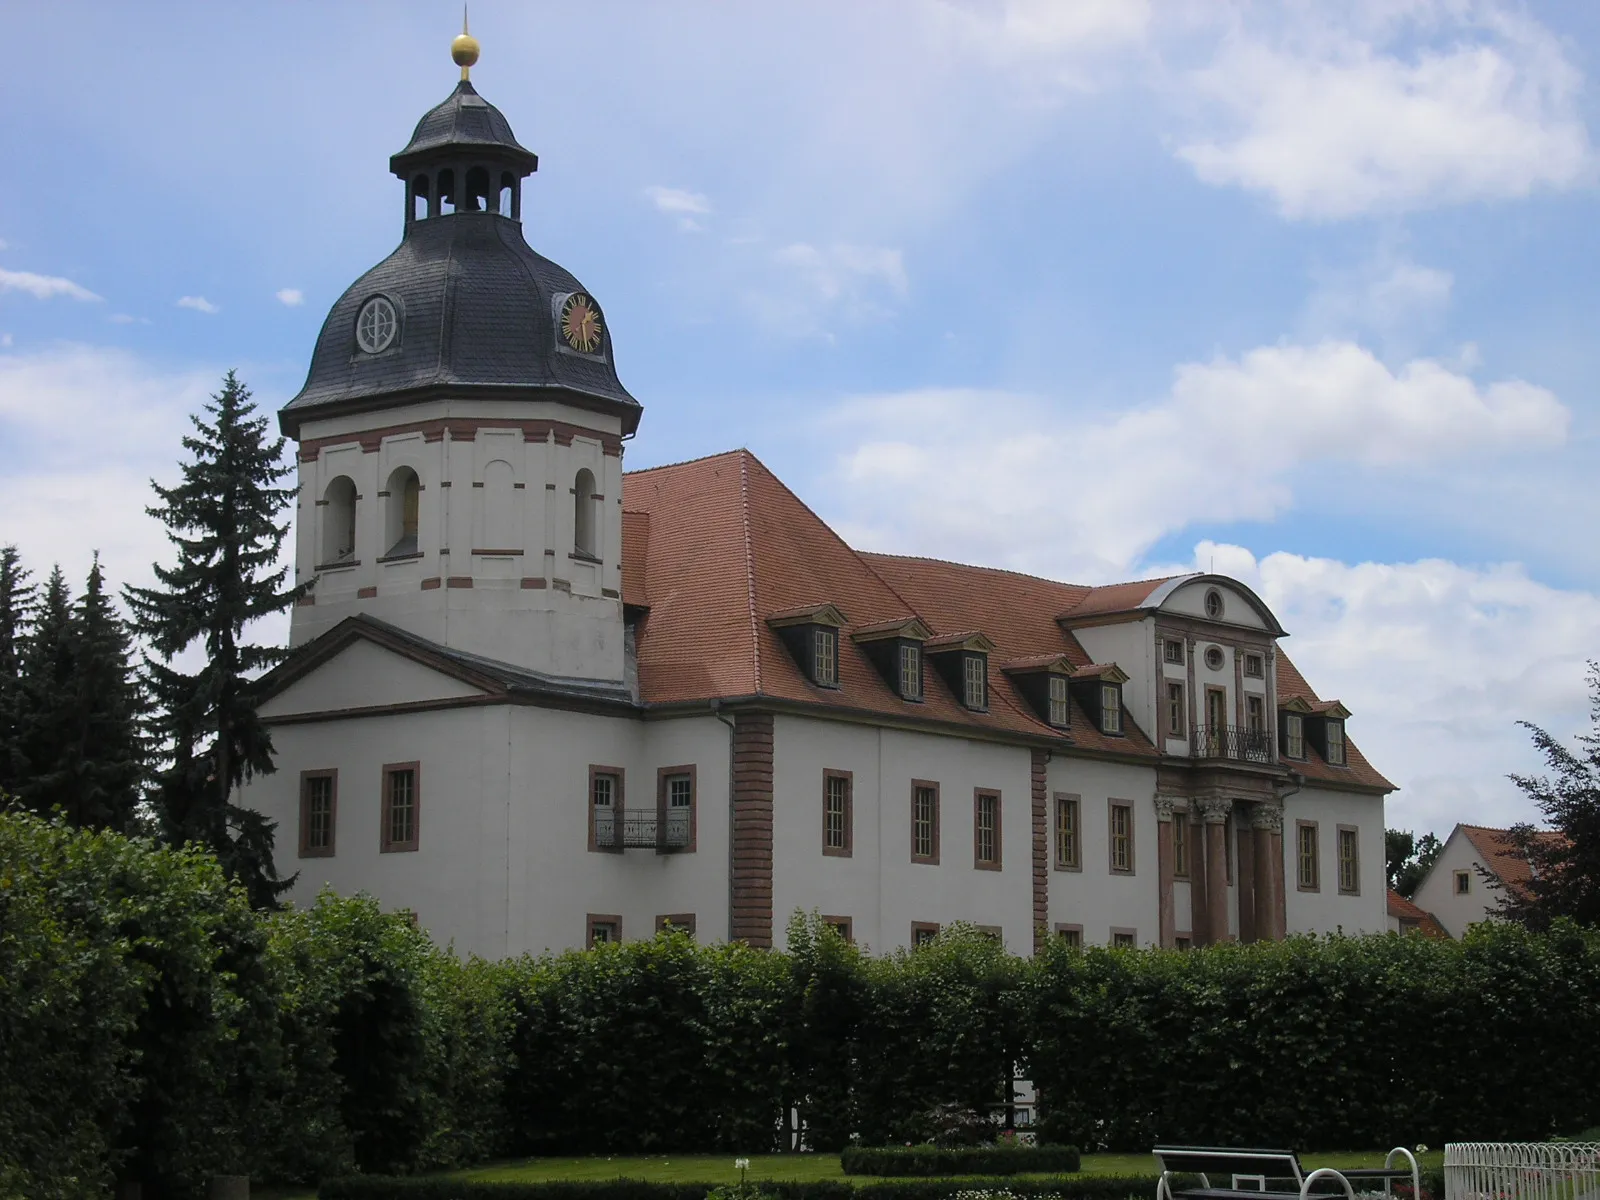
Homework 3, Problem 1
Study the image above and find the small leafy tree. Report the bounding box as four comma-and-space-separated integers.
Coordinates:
124, 370, 303, 907
1498, 662, 1600, 930
1387, 828, 1442, 897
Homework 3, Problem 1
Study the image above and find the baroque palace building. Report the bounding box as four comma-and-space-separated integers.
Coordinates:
242, 34, 1394, 959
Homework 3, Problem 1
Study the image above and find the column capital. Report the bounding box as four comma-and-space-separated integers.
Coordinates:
1153, 794, 1182, 820
1250, 800, 1284, 832
1196, 796, 1233, 824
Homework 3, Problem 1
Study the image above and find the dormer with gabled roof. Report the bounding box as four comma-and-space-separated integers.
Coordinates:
853, 617, 933, 702
768, 604, 848, 690
924, 631, 996, 712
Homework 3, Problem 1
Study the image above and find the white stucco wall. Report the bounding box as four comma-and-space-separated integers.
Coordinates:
1162, 581, 1269, 630
1281, 786, 1386, 935
1045, 756, 1161, 945
1072, 618, 1157, 742
1410, 826, 1497, 937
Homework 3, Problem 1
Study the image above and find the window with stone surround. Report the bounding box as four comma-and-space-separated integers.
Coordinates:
911, 921, 940, 947
1297, 820, 1320, 891
1054, 794, 1080, 870
299, 769, 337, 858
823, 769, 852, 856
587, 914, 621, 947
1109, 801, 1134, 874
658, 766, 697, 853
1337, 825, 1360, 894
381, 763, 420, 852
1172, 809, 1189, 878
974, 789, 1001, 869
912, 781, 940, 863
588, 766, 622, 852
1167, 682, 1185, 738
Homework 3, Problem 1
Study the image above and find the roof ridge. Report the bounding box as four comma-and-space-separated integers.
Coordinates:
739, 451, 761, 695
624, 447, 750, 478
861, 549, 1097, 592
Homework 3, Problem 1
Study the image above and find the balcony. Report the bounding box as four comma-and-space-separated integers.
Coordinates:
1192, 724, 1275, 765
594, 808, 692, 852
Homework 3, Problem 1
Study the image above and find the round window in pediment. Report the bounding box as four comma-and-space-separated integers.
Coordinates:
1204, 645, 1225, 671
356, 295, 398, 354
1204, 587, 1225, 619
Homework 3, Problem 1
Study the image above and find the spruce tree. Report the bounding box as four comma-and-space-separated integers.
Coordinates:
15, 566, 77, 817
124, 370, 303, 906
0, 545, 34, 795
64, 555, 144, 831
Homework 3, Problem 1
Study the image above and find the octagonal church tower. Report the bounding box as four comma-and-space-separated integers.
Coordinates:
282, 35, 640, 682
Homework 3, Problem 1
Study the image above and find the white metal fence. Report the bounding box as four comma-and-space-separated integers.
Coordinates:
1445, 1143, 1600, 1200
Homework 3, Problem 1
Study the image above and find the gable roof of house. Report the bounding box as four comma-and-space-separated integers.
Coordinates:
1456, 824, 1568, 899
618, 448, 1384, 781
1387, 888, 1450, 938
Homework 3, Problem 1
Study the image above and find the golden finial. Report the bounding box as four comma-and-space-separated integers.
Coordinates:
451, 6, 480, 81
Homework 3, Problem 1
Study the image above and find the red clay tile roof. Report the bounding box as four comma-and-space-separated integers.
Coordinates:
1059, 576, 1186, 620
1458, 824, 1568, 899
1387, 889, 1450, 937
620, 449, 1380, 780
1274, 653, 1393, 791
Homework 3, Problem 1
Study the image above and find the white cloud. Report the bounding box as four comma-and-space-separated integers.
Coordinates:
819, 340, 1566, 579
749, 241, 909, 336
177, 295, 219, 314
0, 267, 101, 302
275, 288, 304, 307
1175, 9, 1594, 219
645, 186, 712, 233
108, 313, 151, 326
1165, 541, 1600, 832
1, 334, 11, 348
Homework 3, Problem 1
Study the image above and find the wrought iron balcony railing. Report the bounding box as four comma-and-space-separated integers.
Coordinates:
1192, 724, 1275, 764
593, 809, 693, 852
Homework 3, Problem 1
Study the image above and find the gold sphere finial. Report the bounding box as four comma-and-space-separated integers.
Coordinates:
452, 6, 480, 79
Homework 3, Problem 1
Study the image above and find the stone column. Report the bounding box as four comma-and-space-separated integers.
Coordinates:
1188, 807, 1210, 945
1251, 800, 1285, 942
1197, 796, 1233, 944
1154, 795, 1178, 949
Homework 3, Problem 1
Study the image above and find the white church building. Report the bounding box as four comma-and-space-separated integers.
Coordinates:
242, 38, 1394, 959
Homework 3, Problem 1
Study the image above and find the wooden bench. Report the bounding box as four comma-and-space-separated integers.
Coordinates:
1154, 1146, 1421, 1200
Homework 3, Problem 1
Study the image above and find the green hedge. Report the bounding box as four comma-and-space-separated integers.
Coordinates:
841, 1146, 1082, 1176
320, 1176, 1156, 1200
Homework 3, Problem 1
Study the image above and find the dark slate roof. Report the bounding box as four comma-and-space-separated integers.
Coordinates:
280, 211, 641, 437
390, 81, 537, 175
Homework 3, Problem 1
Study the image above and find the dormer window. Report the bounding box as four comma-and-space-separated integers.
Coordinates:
1049, 676, 1070, 726
852, 617, 931, 702
1284, 713, 1305, 759
814, 628, 837, 688
1326, 719, 1346, 765
1100, 684, 1123, 734
925, 631, 997, 713
900, 643, 922, 700
768, 603, 848, 690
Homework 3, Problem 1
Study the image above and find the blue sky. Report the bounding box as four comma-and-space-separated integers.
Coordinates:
2, 0, 1598, 837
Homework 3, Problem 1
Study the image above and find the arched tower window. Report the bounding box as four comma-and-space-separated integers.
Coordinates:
437, 169, 456, 215
477, 460, 518, 551
322, 476, 357, 564
384, 466, 420, 557
499, 172, 516, 218
465, 166, 491, 212
573, 468, 598, 559
411, 174, 431, 221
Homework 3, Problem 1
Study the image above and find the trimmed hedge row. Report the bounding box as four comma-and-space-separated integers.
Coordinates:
320, 1176, 1159, 1200
841, 1146, 1083, 1176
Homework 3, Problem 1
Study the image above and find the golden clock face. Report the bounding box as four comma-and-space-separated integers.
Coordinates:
559, 293, 603, 354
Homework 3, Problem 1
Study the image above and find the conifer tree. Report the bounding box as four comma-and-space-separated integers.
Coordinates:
15, 566, 77, 817
125, 370, 303, 906
0, 545, 34, 795
65, 555, 144, 831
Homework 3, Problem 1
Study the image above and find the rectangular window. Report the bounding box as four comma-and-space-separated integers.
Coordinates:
1244, 652, 1264, 678
813, 628, 837, 688
655, 913, 697, 938
1326, 719, 1346, 765
1174, 934, 1191, 951
381, 763, 420, 852
823, 769, 853, 856
658, 766, 697, 852
822, 916, 853, 943
911, 921, 940, 947
1166, 682, 1185, 738
1048, 674, 1070, 727
588, 766, 623, 852
912, 781, 941, 863
1297, 821, 1320, 891
1164, 638, 1184, 665
586, 914, 621, 948
1109, 800, 1134, 874
1101, 684, 1123, 734
974, 789, 1001, 869
964, 654, 987, 710
1172, 811, 1189, 878
1054, 794, 1080, 869
1247, 695, 1265, 734
1054, 924, 1083, 949
299, 769, 337, 858
1285, 713, 1305, 759
1337, 825, 1360, 894
899, 643, 922, 700
1455, 869, 1471, 895
1112, 929, 1136, 948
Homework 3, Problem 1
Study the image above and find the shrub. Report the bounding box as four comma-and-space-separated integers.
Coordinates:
842, 1146, 1083, 1176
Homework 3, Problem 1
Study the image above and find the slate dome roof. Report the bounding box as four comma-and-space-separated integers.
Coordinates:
280, 80, 639, 438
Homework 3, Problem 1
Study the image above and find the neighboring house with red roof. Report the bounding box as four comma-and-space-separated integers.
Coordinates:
1410, 824, 1566, 937
1386, 888, 1449, 938
237, 57, 1396, 959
